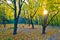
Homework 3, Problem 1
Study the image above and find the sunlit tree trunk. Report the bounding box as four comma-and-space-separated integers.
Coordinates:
42, 15, 47, 34
42, 10, 59, 34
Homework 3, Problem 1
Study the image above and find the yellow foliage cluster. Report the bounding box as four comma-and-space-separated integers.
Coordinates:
0, 3, 14, 20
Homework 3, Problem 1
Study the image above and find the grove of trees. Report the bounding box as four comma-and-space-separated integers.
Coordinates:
0, 0, 60, 35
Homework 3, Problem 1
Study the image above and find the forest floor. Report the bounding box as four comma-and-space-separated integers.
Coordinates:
0, 24, 60, 40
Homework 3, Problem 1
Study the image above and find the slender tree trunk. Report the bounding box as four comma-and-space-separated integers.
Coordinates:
13, 0, 23, 35
13, 0, 17, 35
42, 15, 47, 34
13, 19, 18, 35
28, 19, 30, 26
3, 18, 6, 28
42, 26, 46, 34
31, 18, 34, 29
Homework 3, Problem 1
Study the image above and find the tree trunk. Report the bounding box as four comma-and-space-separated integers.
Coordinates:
28, 19, 30, 26
3, 18, 6, 28
13, 0, 23, 35
13, 17, 20, 35
13, 0, 17, 35
42, 15, 47, 34
13, 22, 17, 35
31, 18, 34, 29
42, 25, 46, 34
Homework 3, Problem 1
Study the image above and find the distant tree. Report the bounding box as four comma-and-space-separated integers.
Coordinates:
0, 6, 6, 28
0, 2, 13, 28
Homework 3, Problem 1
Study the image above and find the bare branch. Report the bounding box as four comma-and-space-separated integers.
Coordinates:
17, 0, 24, 19
47, 10, 59, 25
32, 10, 37, 18
2, 1, 14, 10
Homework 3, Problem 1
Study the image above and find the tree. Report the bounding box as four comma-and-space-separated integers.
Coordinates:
0, 5, 6, 28
0, 1, 14, 28
13, 0, 29, 35
2, 0, 29, 35
42, 0, 60, 34
21, 0, 40, 29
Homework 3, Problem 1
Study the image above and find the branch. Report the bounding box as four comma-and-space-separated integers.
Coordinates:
2, 1, 14, 10
47, 10, 59, 25
47, 10, 57, 20
17, 0, 23, 19
32, 10, 37, 18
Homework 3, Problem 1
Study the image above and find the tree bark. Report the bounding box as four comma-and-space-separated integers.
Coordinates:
31, 18, 34, 29
13, 19, 18, 35
42, 15, 47, 34
3, 17, 6, 28
42, 26, 46, 34
13, 0, 17, 35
